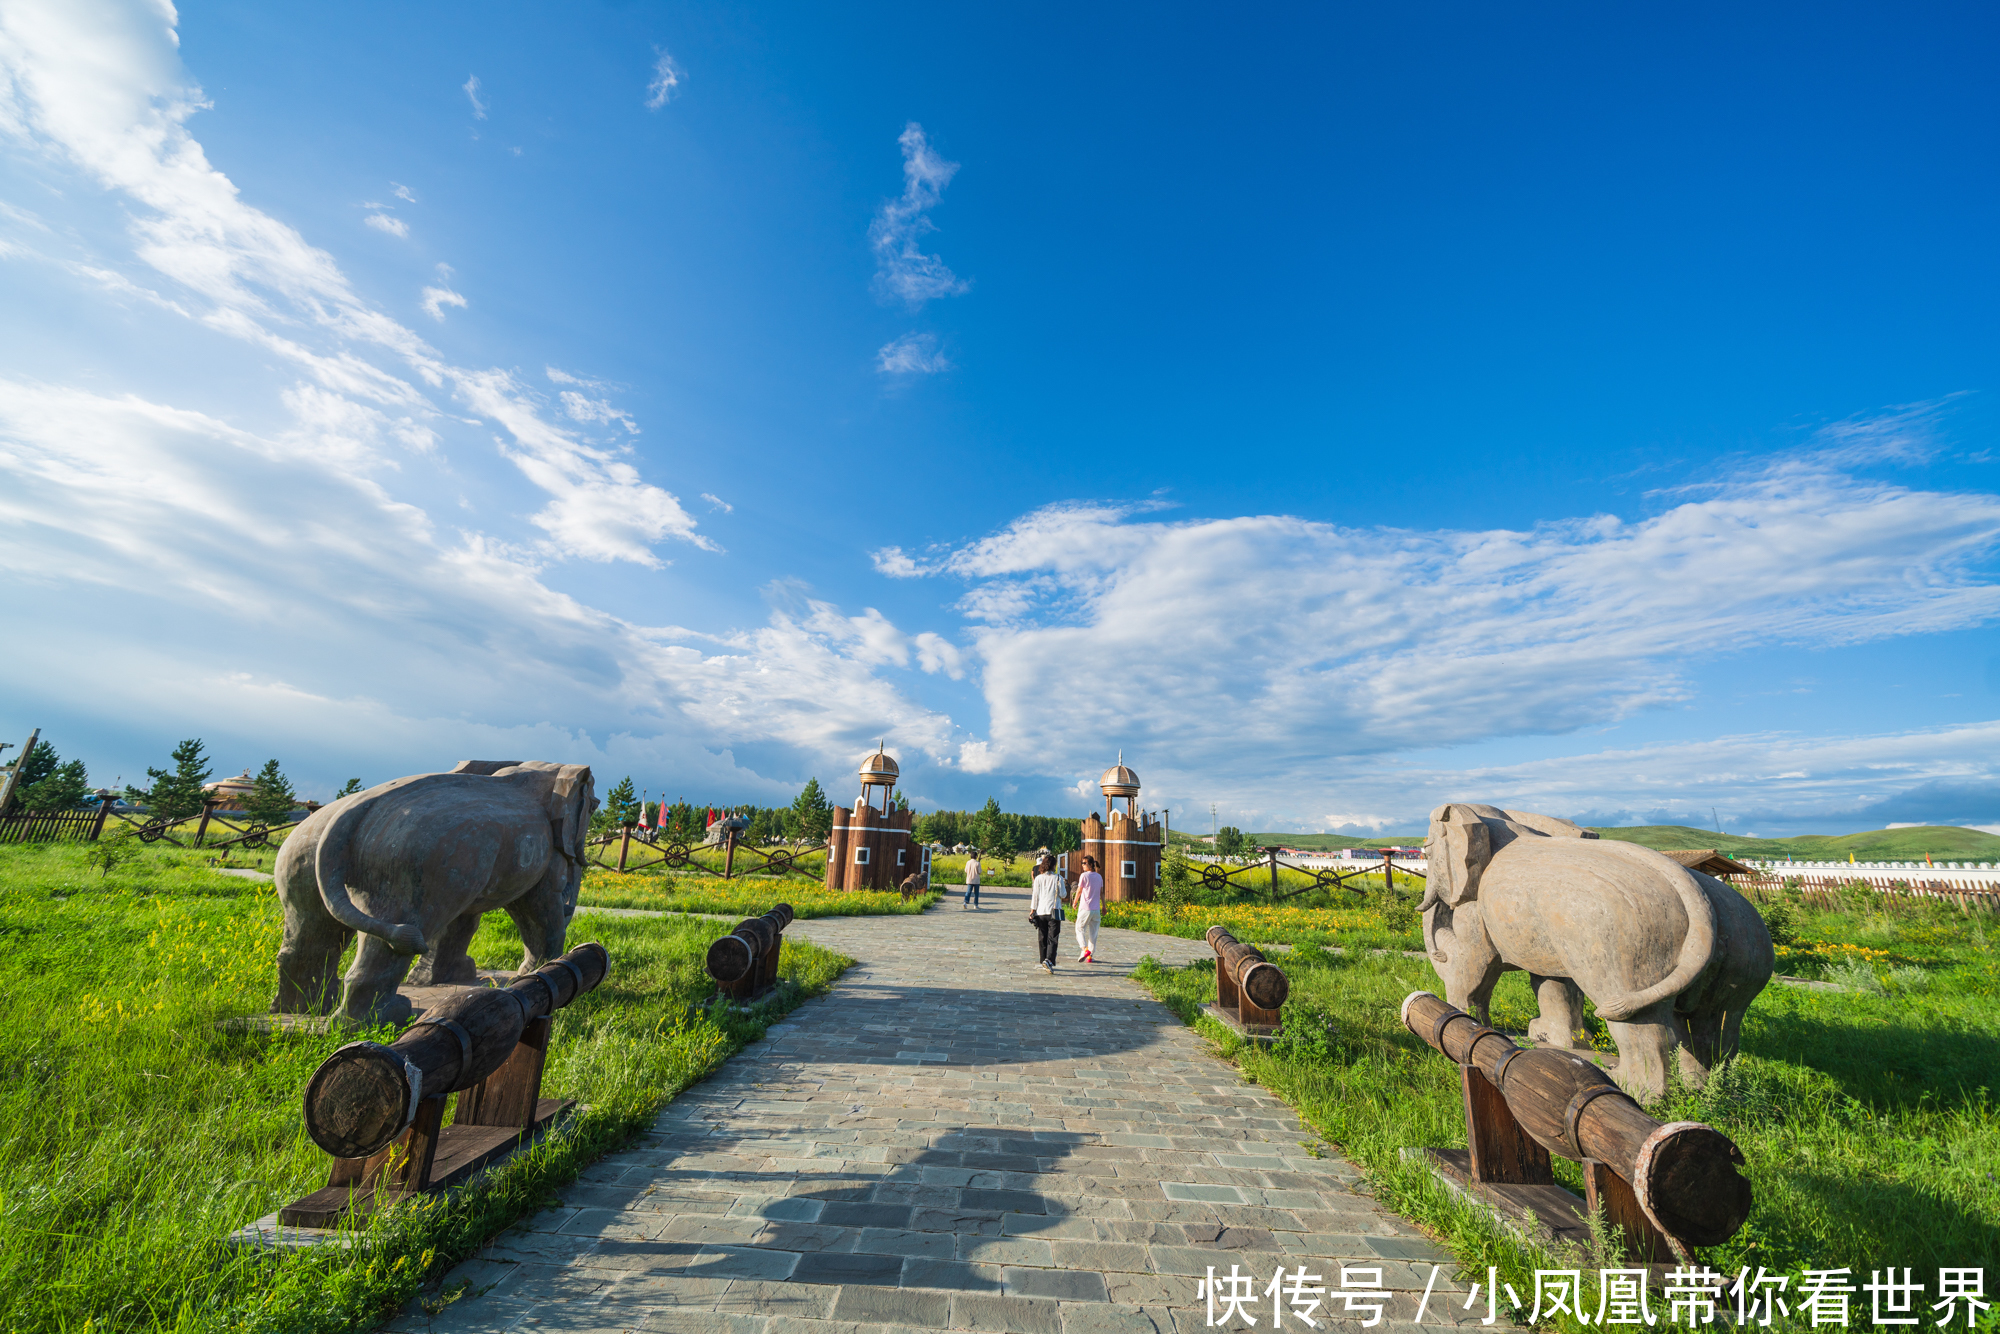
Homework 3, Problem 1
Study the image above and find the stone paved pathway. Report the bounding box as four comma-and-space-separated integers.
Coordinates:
389, 885, 1469, 1334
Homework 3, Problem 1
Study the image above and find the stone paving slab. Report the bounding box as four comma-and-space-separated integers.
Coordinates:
385, 886, 1470, 1334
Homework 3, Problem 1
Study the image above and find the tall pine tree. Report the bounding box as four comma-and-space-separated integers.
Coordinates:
603, 776, 639, 826
133, 739, 212, 820
788, 778, 832, 845
242, 759, 299, 825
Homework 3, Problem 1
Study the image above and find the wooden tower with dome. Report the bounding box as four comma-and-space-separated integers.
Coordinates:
824, 744, 924, 892
1076, 752, 1163, 902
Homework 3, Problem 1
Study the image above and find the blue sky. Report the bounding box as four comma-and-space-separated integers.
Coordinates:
3, 1, 1999, 836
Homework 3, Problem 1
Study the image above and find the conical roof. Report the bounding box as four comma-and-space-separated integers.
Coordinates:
1099, 751, 1139, 797
859, 742, 900, 782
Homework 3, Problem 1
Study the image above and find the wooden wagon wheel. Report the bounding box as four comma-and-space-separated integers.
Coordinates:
660, 841, 694, 869
763, 850, 797, 876
1198, 863, 1234, 893
242, 824, 271, 849
138, 819, 173, 843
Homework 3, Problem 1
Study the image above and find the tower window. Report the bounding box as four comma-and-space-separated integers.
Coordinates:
855, 847, 871, 864
897, 848, 906, 866
1121, 860, 1137, 879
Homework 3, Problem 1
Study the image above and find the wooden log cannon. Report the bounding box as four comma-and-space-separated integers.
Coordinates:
704, 904, 792, 1003
1204, 925, 1289, 1040
278, 942, 608, 1228
1400, 990, 1751, 1263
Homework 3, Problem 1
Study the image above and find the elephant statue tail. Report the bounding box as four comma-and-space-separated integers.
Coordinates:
315, 793, 427, 955
1592, 860, 1717, 1022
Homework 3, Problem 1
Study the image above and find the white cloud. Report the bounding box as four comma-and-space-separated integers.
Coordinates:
0, 0, 711, 572
891, 432, 2000, 815
463, 75, 486, 119
364, 212, 408, 238
914, 631, 965, 679
392, 183, 415, 202
876, 331, 951, 375
0, 378, 958, 789
559, 389, 638, 434
869, 123, 969, 309
700, 493, 732, 513
545, 366, 599, 387
871, 546, 924, 577
644, 49, 684, 110
419, 285, 467, 319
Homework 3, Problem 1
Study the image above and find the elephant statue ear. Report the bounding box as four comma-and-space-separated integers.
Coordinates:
1426, 803, 1492, 907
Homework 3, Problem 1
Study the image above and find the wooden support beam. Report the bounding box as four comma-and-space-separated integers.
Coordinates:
1584, 1159, 1677, 1264
1461, 1064, 1553, 1185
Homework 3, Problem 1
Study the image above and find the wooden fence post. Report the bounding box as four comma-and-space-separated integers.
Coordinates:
0, 728, 38, 817
89, 798, 112, 841
1268, 846, 1278, 901
617, 822, 632, 873
724, 827, 737, 879
194, 799, 217, 847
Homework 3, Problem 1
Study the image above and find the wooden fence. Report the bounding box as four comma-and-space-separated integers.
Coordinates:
1734, 874, 1999, 915
0, 806, 111, 845
0, 800, 302, 850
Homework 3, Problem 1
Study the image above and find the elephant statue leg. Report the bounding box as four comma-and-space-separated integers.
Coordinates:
1672, 1001, 1743, 1089
1605, 999, 1679, 1102
407, 911, 483, 986
336, 933, 418, 1029
272, 914, 351, 1015
506, 876, 570, 978
1526, 974, 1584, 1048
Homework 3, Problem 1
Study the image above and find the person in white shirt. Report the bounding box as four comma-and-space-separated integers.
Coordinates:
963, 852, 982, 909
1072, 855, 1104, 963
1028, 855, 1064, 972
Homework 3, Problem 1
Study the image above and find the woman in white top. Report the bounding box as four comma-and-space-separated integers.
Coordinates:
1028, 855, 1064, 973
1072, 855, 1104, 964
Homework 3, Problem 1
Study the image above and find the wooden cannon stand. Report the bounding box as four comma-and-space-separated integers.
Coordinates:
1420, 1059, 1678, 1265
278, 1014, 572, 1228
1202, 929, 1284, 1044
714, 931, 783, 1006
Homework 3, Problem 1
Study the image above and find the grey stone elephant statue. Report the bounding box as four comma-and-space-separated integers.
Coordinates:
271, 760, 597, 1027
1419, 802, 1773, 1100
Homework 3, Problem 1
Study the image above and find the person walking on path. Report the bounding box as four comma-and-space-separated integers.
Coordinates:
1028, 854, 1064, 972
962, 850, 982, 909
1073, 854, 1103, 963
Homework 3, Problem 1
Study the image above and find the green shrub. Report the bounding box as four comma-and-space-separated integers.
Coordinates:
1758, 895, 1799, 948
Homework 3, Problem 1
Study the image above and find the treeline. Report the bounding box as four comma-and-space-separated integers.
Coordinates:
590, 775, 1086, 858
912, 801, 1080, 856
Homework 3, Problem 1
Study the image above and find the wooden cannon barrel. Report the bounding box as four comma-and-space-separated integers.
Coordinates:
705, 904, 795, 983
1400, 990, 1750, 1248
303, 942, 610, 1159
1204, 925, 1290, 1011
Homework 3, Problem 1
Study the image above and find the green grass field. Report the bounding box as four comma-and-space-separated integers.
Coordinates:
577, 863, 942, 916
1131, 894, 2000, 1332
0, 840, 852, 1334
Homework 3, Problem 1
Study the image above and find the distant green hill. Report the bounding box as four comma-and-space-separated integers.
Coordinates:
1588, 824, 2000, 862
1221, 823, 2000, 861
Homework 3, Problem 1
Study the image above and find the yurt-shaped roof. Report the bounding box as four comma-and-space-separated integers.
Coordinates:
205, 768, 257, 800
